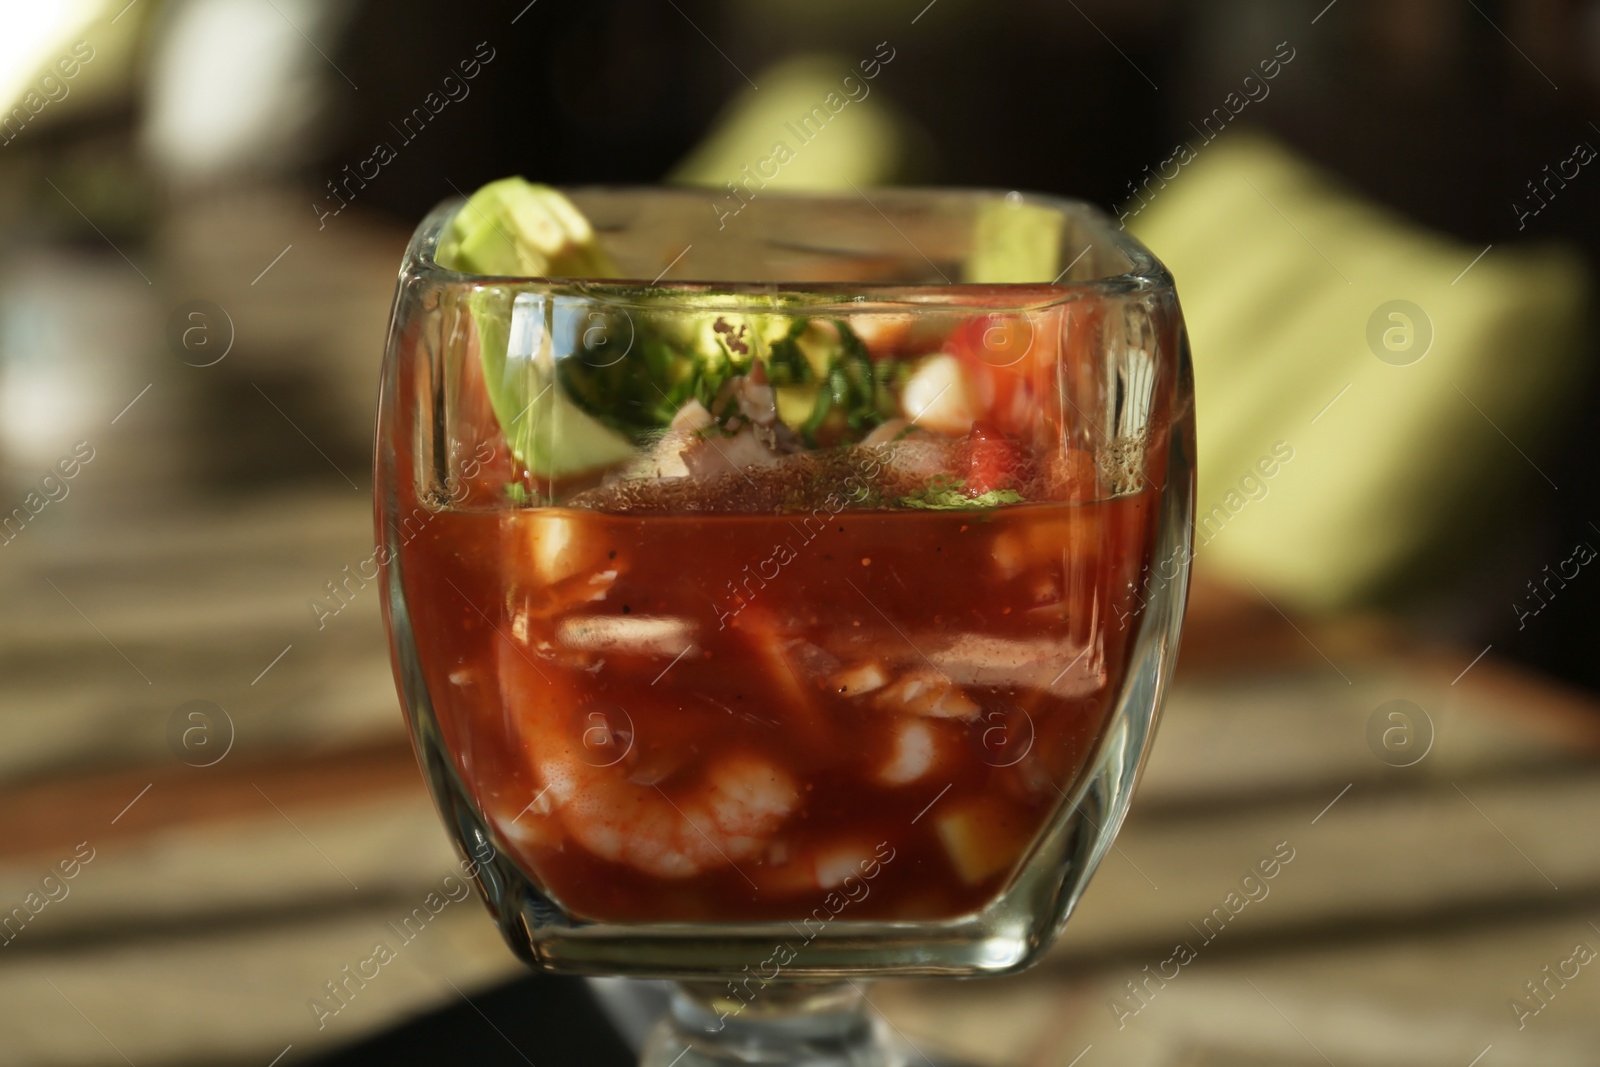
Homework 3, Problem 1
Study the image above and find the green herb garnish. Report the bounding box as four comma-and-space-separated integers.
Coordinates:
437, 176, 913, 478
558, 313, 893, 445
898, 478, 1025, 510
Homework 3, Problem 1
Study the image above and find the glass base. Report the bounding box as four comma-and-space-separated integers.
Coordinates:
640, 981, 934, 1067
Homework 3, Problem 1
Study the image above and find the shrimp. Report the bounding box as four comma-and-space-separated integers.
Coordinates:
498, 644, 801, 879
757, 836, 892, 896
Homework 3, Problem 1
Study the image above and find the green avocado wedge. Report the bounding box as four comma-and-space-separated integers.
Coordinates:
962, 195, 1065, 284
438, 179, 634, 479
467, 287, 639, 480
437, 177, 618, 279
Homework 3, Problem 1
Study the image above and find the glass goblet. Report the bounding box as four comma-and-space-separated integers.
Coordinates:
376, 187, 1194, 1066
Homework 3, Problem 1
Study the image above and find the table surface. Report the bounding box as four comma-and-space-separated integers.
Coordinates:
2, 192, 1597, 1067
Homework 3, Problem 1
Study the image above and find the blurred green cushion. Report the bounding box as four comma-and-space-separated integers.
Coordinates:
674, 77, 1590, 608
670, 54, 909, 191
1129, 133, 1588, 608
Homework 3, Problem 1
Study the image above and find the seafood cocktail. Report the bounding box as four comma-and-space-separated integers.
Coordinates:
377, 182, 1193, 1065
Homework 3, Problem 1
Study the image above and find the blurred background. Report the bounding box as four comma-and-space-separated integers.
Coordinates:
2, 0, 1598, 1064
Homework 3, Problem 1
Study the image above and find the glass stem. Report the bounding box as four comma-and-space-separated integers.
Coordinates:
640, 979, 917, 1066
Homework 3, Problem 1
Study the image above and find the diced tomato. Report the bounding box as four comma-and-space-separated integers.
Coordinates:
950, 315, 1033, 370
943, 314, 1045, 438
962, 422, 1025, 496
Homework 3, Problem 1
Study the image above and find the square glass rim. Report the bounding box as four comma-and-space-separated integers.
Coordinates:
403, 185, 1174, 310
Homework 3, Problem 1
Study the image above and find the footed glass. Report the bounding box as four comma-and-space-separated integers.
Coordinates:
376, 187, 1194, 1065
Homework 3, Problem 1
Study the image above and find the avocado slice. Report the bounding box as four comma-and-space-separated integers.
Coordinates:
962, 195, 1065, 284
438, 177, 618, 279
471, 287, 637, 480
439, 179, 634, 478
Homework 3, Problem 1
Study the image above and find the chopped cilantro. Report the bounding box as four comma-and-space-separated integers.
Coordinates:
898, 478, 1024, 510
559, 313, 890, 446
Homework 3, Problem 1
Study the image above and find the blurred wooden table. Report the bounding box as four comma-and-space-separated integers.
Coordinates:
0, 186, 1595, 1066
3, 479, 1598, 1066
